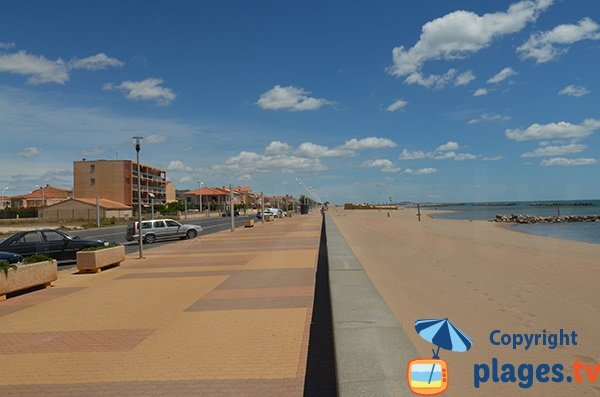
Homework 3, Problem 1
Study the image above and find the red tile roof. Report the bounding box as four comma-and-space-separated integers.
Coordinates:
44, 197, 131, 210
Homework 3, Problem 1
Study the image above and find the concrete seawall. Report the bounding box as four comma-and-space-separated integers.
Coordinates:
324, 213, 418, 396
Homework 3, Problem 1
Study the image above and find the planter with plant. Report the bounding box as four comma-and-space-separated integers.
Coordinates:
0, 255, 57, 301
76, 242, 125, 273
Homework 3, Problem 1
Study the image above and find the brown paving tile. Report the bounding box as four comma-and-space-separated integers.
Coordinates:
0, 379, 304, 397
131, 256, 255, 269
0, 305, 27, 317
185, 295, 313, 311
0, 329, 156, 354
193, 238, 319, 253
0, 287, 87, 317
116, 270, 232, 280
215, 268, 315, 289
204, 286, 313, 300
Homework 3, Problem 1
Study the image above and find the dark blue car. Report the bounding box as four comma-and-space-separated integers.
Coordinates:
0, 229, 107, 262
0, 251, 23, 264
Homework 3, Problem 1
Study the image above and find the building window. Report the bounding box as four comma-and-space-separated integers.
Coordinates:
90, 178, 95, 186
90, 164, 95, 173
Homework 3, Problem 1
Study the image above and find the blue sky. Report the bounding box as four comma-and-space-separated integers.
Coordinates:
1, 0, 599, 203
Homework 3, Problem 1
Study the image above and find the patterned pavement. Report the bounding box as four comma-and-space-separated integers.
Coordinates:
0, 214, 321, 396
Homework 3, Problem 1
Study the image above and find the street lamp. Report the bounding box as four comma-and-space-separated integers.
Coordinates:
35, 184, 45, 207
1, 187, 8, 209
149, 193, 155, 219
132, 136, 144, 259
198, 181, 203, 215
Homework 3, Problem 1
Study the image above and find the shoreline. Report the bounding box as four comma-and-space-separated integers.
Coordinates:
423, 208, 600, 245
329, 208, 600, 396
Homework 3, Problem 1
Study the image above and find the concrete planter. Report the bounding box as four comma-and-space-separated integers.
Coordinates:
77, 245, 125, 273
244, 219, 255, 228
0, 260, 58, 300
264, 214, 274, 222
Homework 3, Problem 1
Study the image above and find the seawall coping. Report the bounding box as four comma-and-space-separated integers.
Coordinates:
324, 213, 418, 396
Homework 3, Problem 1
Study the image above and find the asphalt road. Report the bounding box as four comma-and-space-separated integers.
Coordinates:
69, 215, 254, 255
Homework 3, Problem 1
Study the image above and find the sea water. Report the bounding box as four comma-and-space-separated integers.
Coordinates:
429, 200, 600, 245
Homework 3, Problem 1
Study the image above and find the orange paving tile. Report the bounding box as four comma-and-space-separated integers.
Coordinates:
0, 214, 322, 396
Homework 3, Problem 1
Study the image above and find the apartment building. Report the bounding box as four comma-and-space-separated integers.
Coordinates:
73, 159, 166, 206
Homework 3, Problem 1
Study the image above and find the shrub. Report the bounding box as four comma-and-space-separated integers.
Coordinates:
0, 259, 18, 278
23, 254, 53, 264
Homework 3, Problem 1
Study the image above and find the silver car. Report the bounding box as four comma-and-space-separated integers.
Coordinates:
126, 219, 203, 244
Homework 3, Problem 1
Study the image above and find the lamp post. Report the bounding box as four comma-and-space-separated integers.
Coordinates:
198, 181, 203, 216
132, 136, 144, 259
35, 184, 45, 207
261, 191, 265, 224
1, 186, 8, 209
229, 184, 234, 232
149, 193, 155, 219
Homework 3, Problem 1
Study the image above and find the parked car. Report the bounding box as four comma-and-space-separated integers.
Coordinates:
256, 210, 274, 219
0, 229, 108, 262
126, 219, 203, 244
221, 210, 240, 217
0, 251, 23, 264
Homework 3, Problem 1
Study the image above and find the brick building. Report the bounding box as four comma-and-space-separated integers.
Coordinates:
73, 159, 167, 206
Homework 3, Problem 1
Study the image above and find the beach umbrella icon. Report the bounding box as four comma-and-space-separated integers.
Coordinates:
414, 318, 473, 384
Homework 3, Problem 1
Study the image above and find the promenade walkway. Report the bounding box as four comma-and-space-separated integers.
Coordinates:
0, 214, 321, 397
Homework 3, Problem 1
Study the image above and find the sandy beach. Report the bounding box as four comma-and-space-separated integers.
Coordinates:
330, 208, 600, 396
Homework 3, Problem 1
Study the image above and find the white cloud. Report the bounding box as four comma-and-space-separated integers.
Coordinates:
430, 149, 479, 161
213, 151, 327, 174
482, 155, 504, 161
403, 69, 458, 89
341, 137, 397, 150
518, 17, 600, 63
404, 167, 438, 175
103, 78, 176, 105
455, 70, 476, 86
179, 176, 193, 183
386, 99, 408, 112
436, 141, 459, 151
399, 149, 427, 160
468, 113, 511, 124
473, 88, 488, 96
487, 67, 517, 84
454, 153, 478, 161
506, 119, 600, 141
256, 85, 333, 111
521, 143, 587, 157
296, 142, 352, 158
18, 147, 41, 157
388, 0, 551, 86
265, 141, 292, 155
146, 134, 168, 144
559, 85, 590, 97
0, 41, 15, 49
295, 137, 395, 158
540, 157, 598, 166
68, 53, 124, 70
433, 151, 457, 160
167, 160, 193, 172
0, 51, 68, 84
361, 159, 401, 173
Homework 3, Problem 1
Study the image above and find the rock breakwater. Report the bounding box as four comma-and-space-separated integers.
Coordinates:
494, 214, 600, 224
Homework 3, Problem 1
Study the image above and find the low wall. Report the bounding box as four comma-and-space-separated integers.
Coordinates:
324, 213, 418, 396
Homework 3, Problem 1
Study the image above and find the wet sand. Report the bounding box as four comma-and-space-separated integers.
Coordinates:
330, 208, 600, 396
